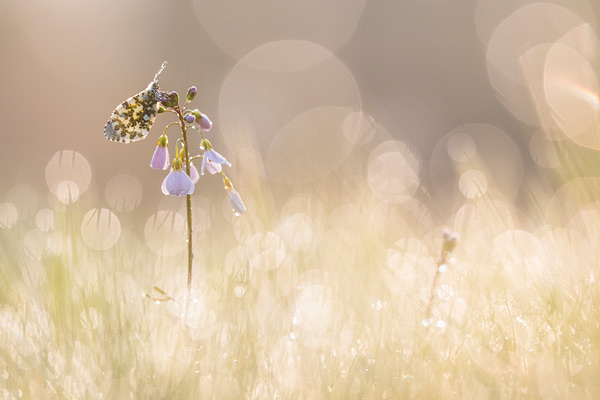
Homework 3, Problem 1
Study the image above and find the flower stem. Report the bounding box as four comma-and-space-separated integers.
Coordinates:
176, 108, 194, 294
425, 251, 448, 320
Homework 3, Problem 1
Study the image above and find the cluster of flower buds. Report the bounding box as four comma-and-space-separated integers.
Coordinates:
149, 86, 245, 215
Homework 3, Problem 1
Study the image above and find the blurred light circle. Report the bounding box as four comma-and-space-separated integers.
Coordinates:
104, 229, 143, 270
22, 260, 47, 286
81, 208, 121, 251
46, 150, 91, 200
547, 177, 600, 227
247, 232, 286, 271
293, 284, 343, 348
277, 213, 320, 253
230, 146, 266, 191
233, 213, 264, 244
529, 131, 561, 168
452, 199, 519, 258
384, 238, 431, 295
266, 106, 355, 182
105, 174, 143, 212
541, 227, 589, 280
233, 285, 246, 298
431, 124, 523, 203
294, 285, 333, 332
459, 170, 488, 199
485, 4, 586, 124
493, 230, 550, 288
224, 246, 247, 276
447, 133, 476, 162
190, 1, 365, 62
23, 229, 47, 260
55, 180, 80, 204
0, 203, 18, 229
46, 231, 65, 256
7, 184, 37, 220
475, 0, 595, 45
367, 140, 421, 203
270, 336, 301, 393
544, 43, 600, 148
281, 194, 326, 220
487, 4, 585, 86
35, 209, 55, 232
219, 41, 361, 163
144, 210, 186, 256
343, 111, 376, 145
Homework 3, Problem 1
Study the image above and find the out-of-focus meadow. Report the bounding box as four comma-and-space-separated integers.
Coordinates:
2, 0, 600, 398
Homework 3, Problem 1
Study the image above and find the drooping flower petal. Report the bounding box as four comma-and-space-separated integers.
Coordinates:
161, 170, 194, 197
228, 188, 246, 215
205, 148, 231, 167
190, 162, 200, 184
150, 136, 169, 170
200, 156, 222, 175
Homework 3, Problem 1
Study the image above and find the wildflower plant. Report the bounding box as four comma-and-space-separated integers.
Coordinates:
424, 228, 457, 324
104, 61, 245, 293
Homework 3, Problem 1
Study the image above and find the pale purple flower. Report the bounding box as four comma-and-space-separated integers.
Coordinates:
198, 113, 212, 131
190, 110, 213, 131
190, 162, 200, 183
184, 114, 195, 124
150, 135, 169, 170
223, 177, 245, 215
161, 159, 194, 197
200, 156, 223, 175
228, 188, 246, 215
201, 140, 231, 167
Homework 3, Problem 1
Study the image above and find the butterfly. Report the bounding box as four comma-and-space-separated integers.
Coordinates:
104, 61, 167, 143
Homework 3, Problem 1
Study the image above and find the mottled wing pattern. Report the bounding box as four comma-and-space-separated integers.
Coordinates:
104, 84, 160, 143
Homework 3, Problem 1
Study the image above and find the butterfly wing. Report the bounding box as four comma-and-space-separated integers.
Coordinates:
104, 88, 160, 143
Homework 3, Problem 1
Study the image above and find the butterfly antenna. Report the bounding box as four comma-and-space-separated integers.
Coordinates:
154, 61, 168, 81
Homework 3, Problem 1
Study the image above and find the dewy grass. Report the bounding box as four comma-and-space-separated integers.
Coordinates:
1, 181, 600, 398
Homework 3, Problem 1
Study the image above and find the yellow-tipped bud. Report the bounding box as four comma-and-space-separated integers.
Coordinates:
157, 134, 168, 147
223, 177, 233, 191
172, 157, 183, 171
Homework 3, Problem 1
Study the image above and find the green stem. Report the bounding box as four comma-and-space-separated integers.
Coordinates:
176, 107, 194, 294
185, 124, 207, 140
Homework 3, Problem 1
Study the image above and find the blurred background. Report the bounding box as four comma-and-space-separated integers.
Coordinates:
3, 0, 600, 397
2, 0, 600, 220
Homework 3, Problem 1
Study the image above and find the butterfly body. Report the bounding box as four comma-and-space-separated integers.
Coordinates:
104, 62, 167, 143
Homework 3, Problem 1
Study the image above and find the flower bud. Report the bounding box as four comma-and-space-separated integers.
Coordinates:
160, 91, 179, 108
157, 106, 167, 114
172, 157, 183, 171
442, 229, 457, 253
191, 109, 202, 120
184, 114, 196, 124
186, 86, 197, 102
191, 109, 212, 131
198, 113, 212, 131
